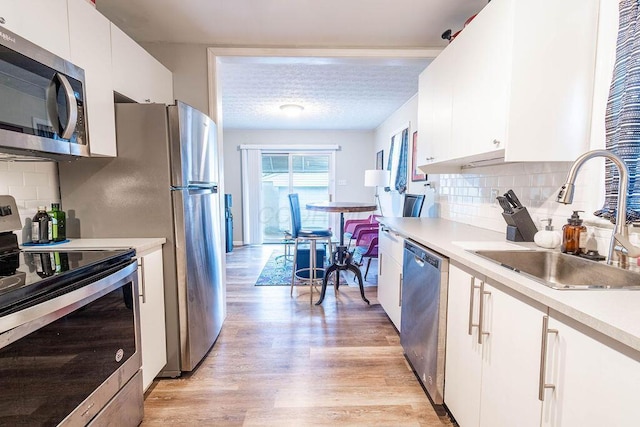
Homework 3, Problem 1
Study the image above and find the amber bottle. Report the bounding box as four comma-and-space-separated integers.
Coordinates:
561, 211, 587, 254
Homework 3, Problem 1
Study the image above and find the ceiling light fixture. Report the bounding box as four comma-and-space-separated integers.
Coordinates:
279, 104, 304, 117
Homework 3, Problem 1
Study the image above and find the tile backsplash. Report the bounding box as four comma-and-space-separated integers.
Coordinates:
0, 161, 60, 242
431, 161, 634, 256
2, 158, 635, 257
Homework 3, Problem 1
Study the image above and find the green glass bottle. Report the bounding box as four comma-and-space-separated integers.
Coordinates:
48, 203, 66, 242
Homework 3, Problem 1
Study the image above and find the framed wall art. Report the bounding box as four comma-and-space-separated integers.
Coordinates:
376, 150, 384, 170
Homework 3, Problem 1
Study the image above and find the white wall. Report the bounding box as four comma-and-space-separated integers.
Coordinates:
223, 129, 375, 243
373, 94, 436, 217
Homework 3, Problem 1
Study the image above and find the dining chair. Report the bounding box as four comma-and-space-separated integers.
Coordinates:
344, 214, 380, 247
352, 228, 379, 280
403, 194, 425, 217
288, 194, 333, 303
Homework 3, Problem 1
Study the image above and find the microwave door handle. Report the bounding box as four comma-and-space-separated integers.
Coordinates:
56, 74, 78, 140
46, 73, 78, 140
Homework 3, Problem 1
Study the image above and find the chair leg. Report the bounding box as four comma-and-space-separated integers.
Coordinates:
309, 239, 316, 305
364, 257, 372, 280
290, 239, 299, 296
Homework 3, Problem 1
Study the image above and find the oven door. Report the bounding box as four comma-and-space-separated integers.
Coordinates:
0, 260, 141, 426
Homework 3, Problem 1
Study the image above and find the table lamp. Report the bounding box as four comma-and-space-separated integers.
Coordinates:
364, 169, 390, 216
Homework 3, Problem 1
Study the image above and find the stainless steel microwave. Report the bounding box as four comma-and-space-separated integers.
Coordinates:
0, 27, 89, 160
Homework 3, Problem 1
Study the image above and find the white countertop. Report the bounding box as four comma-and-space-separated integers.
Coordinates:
20, 238, 166, 255
380, 217, 640, 353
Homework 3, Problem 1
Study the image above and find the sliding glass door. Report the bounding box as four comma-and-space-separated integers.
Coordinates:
261, 152, 334, 243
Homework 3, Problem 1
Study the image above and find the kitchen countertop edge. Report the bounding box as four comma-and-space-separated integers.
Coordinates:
20, 238, 166, 255
380, 217, 640, 353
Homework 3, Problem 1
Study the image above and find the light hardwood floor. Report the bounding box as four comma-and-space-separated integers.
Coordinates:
141, 245, 453, 426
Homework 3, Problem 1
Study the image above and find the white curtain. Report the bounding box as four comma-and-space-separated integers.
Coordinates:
241, 148, 263, 244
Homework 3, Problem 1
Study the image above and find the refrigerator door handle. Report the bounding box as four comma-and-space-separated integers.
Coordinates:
171, 184, 218, 193
188, 180, 217, 187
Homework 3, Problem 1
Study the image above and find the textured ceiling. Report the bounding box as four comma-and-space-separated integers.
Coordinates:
219, 57, 431, 130
96, 0, 488, 130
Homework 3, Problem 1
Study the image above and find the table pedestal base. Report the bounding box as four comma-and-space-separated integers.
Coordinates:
316, 246, 370, 306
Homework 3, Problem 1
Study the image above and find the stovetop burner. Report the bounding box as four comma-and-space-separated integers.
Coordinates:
0, 249, 136, 315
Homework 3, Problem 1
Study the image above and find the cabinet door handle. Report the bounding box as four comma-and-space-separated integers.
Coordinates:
468, 277, 481, 335
478, 281, 491, 344
398, 273, 403, 306
138, 257, 146, 304
379, 253, 383, 277
0, 17, 5, 24
493, 139, 501, 146
538, 315, 558, 401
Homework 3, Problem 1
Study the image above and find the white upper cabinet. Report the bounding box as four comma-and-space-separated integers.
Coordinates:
111, 24, 173, 105
506, 0, 599, 162
67, 0, 116, 157
417, 48, 454, 168
418, 0, 600, 172
0, 0, 71, 59
450, 0, 511, 162
1, 1, 174, 157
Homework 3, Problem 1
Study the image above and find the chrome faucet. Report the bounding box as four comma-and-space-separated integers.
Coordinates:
557, 149, 640, 268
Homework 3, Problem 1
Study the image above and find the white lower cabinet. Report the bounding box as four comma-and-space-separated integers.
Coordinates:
446, 262, 640, 427
541, 313, 640, 427
445, 264, 546, 427
137, 247, 167, 391
377, 228, 404, 330
444, 265, 483, 426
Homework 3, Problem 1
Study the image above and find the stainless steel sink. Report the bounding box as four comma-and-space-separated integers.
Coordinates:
472, 250, 640, 290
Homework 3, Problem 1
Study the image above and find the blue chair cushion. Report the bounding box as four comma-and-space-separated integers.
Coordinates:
298, 228, 332, 238
353, 245, 367, 256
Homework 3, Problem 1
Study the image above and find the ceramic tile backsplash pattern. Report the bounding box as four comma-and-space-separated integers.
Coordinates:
0, 161, 60, 241
432, 161, 624, 255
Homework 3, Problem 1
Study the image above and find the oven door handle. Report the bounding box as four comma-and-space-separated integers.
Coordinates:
0, 261, 138, 345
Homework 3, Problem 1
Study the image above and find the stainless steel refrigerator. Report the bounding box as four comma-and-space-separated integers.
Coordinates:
58, 101, 225, 377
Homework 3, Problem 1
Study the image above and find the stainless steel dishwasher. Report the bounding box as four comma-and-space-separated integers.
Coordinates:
401, 239, 449, 405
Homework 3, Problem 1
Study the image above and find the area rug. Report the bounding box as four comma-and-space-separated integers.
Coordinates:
254, 250, 378, 287
254, 251, 294, 286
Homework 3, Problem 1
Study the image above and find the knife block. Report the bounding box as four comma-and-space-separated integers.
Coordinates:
501, 208, 538, 242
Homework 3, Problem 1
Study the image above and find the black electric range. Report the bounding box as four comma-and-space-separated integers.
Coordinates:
0, 248, 136, 315
0, 195, 137, 315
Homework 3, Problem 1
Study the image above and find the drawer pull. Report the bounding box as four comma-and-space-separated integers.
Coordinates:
138, 257, 146, 304
478, 281, 491, 345
468, 276, 480, 335
538, 315, 558, 401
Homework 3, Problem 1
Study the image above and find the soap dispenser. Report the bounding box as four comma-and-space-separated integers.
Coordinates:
534, 218, 561, 249
561, 210, 587, 254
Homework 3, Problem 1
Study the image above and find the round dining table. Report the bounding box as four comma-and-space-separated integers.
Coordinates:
306, 201, 377, 305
